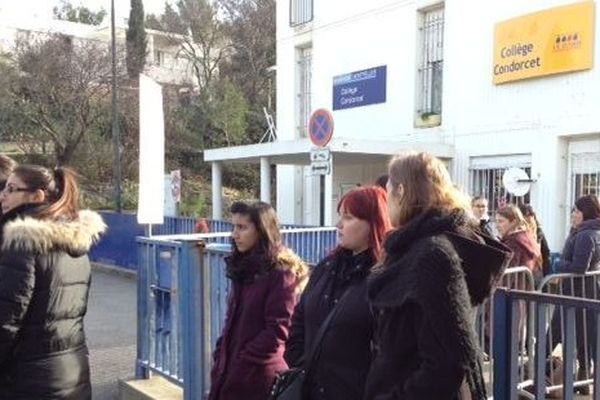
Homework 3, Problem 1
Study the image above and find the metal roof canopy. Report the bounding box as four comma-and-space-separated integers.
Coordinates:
203, 138, 454, 165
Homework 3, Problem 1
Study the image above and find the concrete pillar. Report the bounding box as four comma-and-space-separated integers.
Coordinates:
211, 162, 223, 220
260, 157, 271, 203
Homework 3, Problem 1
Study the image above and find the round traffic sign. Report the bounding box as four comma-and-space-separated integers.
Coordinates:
308, 109, 334, 147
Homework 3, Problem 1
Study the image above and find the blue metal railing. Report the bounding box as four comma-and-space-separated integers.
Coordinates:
91, 212, 319, 269
493, 288, 600, 399
136, 227, 336, 399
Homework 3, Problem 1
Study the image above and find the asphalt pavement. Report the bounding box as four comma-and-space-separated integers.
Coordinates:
86, 268, 137, 400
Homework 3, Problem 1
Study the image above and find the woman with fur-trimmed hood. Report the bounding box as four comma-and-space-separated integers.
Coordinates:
208, 201, 309, 400
0, 165, 105, 400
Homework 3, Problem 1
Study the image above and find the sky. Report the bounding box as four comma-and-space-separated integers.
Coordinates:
0, 0, 170, 21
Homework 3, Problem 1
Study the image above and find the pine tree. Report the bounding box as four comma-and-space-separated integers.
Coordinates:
126, 0, 147, 80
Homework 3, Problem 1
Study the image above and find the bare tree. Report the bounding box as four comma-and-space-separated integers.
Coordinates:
0, 34, 122, 165
164, 0, 232, 96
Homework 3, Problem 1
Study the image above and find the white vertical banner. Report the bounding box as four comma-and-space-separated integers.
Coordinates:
137, 74, 165, 224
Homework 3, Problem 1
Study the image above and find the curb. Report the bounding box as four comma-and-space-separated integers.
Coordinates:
91, 262, 137, 280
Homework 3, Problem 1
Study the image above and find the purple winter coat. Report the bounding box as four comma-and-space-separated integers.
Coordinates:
208, 248, 309, 400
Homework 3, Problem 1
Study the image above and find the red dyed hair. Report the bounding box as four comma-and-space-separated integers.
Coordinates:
336, 186, 392, 261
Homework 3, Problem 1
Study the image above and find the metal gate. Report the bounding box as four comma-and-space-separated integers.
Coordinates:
469, 154, 532, 216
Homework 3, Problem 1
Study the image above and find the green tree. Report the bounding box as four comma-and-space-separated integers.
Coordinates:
218, 0, 275, 143
53, 0, 107, 25
126, 0, 147, 80
145, 13, 163, 30
145, 3, 187, 34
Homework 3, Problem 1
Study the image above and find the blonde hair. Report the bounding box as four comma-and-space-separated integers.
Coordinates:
387, 151, 471, 226
496, 204, 527, 234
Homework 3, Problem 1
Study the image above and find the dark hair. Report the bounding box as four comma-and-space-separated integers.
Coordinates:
575, 194, 600, 221
230, 201, 281, 263
336, 186, 391, 261
374, 174, 388, 190
0, 155, 17, 189
518, 203, 535, 218
12, 164, 80, 219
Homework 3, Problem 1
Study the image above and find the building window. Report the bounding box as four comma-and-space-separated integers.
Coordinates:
296, 46, 312, 138
570, 152, 600, 204
15, 29, 31, 44
416, 6, 444, 127
154, 50, 165, 66
290, 0, 313, 27
469, 155, 532, 216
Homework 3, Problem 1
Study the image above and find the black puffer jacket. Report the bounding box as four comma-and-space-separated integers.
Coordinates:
557, 218, 600, 274
0, 204, 106, 400
364, 210, 511, 400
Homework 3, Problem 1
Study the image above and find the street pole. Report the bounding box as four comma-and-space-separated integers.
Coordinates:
111, 0, 122, 212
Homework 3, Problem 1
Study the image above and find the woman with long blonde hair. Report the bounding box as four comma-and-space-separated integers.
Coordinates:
364, 151, 510, 400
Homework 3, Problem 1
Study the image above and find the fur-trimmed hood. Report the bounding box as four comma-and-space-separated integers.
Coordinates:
2, 209, 106, 256
276, 247, 310, 294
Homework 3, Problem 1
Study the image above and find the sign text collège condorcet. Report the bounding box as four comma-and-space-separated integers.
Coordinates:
493, 1, 594, 85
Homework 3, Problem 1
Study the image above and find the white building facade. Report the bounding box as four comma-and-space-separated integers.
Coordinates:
205, 0, 600, 251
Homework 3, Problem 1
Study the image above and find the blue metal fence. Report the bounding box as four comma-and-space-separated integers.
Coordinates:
136, 225, 600, 400
91, 212, 318, 269
136, 227, 336, 399
493, 288, 600, 399
91, 212, 144, 269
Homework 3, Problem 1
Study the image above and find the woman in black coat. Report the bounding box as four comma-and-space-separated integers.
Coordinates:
548, 194, 600, 393
285, 186, 392, 400
364, 152, 511, 400
0, 165, 105, 400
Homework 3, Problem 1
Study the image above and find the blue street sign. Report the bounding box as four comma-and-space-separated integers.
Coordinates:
332, 65, 387, 111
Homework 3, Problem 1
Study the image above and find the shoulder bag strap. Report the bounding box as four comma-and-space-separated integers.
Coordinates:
303, 285, 353, 373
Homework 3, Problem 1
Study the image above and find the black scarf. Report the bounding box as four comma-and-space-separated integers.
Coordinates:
225, 248, 274, 282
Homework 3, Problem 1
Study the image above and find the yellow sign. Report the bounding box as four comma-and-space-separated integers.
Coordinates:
493, 1, 595, 84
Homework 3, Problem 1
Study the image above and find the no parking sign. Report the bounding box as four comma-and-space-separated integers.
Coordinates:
309, 108, 334, 147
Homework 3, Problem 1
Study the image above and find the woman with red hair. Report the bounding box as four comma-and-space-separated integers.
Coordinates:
284, 186, 391, 400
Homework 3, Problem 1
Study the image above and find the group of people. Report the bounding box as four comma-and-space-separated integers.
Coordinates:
472, 190, 600, 395
472, 196, 550, 285
1, 147, 597, 399
0, 155, 105, 399
209, 151, 514, 400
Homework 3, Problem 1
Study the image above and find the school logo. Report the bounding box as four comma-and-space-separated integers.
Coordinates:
553, 32, 582, 52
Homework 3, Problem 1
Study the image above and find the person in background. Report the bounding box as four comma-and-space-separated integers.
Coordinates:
374, 174, 388, 190
495, 204, 542, 283
549, 195, 600, 394
0, 155, 17, 192
208, 201, 309, 400
471, 196, 497, 239
285, 186, 391, 399
195, 217, 210, 234
518, 203, 551, 276
365, 151, 510, 400
0, 165, 106, 399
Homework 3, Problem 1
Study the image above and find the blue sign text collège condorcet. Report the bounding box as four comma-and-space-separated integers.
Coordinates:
332, 65, 387, 111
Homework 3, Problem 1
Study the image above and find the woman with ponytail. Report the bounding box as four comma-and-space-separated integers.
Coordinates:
0, 165, 106, 400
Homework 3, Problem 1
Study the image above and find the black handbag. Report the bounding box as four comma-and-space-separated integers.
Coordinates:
269, 367, 305, 400
270, 289, 351, 400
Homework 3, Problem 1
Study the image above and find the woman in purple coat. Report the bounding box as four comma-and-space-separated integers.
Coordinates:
208, 201, 309, 400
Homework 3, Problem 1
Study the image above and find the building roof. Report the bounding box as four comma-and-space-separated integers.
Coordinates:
203, 138, 454, 165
